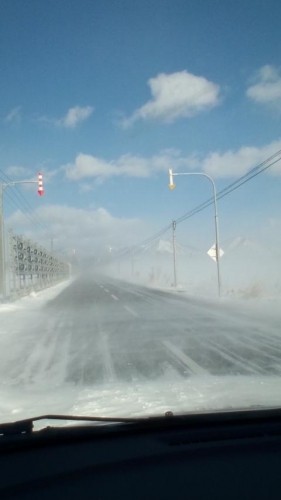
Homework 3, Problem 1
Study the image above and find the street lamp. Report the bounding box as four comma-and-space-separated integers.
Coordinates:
168, 168, 221, 297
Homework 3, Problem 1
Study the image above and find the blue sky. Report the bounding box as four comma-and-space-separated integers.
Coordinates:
1, 0, 281, 256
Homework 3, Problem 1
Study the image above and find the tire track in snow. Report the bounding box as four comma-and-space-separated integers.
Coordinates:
221, 331, 281, 371
123, 305, 139, 318
21, 316, 73, 386
99, 331, 116, 382
204, 338, 264, 375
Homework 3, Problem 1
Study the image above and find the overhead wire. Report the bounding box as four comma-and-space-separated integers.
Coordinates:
2, 148, 281, 259
0, 169, 50, 235
116, 223, 172, 258
118, 148, 281, 258
176, 153, 281, 224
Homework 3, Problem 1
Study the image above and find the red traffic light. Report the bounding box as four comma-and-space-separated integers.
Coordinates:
38, 172, 44, 196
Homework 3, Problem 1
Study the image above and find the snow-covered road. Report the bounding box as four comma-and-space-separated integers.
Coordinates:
1, 275, 281, 423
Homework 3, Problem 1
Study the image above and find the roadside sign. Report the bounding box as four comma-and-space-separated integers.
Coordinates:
207, 244, 224, 262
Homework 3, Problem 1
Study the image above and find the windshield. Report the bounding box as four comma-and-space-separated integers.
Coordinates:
1, 0, 281, 425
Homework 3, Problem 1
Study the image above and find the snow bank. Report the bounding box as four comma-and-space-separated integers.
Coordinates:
0, 278, 75, 314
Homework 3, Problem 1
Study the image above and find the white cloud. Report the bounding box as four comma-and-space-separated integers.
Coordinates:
202, 138, 281, 178
78, 183, 95, 193
246, 65, 281, 108
5, 106, 22, 124
63, 137, 281, 183
57, 105, 94, 128
122, 70, 221, 126
39, 106, 94, 129
5, 165, 31, 178
65, 155, 117, 179
64, 149, 196, 181
7, 205, 146, 257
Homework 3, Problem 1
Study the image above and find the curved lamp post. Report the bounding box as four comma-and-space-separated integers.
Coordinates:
168, 168, 221, 297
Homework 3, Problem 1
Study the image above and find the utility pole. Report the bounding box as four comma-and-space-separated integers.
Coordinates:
172, 220, 177, 288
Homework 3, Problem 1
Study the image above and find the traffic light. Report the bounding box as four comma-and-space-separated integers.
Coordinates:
168, 168, 176, 190
38, 172, 44, 196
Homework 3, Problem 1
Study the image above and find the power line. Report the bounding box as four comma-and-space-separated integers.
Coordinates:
3, 147, 281, 258
176, 154, 281, 224
0, 169, 50, 235
116, 223, 172, 258
119, 148, 281, 257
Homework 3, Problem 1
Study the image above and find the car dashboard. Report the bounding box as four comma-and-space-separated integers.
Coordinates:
0, 407, 281, 499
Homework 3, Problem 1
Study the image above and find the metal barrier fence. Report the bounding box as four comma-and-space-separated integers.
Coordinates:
7, 231, 70, 298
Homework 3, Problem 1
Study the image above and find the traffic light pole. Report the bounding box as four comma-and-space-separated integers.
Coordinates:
168, 169, 221, 297
0, 176, 44, 300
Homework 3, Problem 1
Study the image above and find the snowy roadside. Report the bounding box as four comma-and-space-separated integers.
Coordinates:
0, 277, 76, 314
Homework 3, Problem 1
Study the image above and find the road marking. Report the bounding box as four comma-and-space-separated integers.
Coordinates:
123, 305, 139, 318
104, 288, 109, 293
111, 294, 119, 301
162, 340, 208, 375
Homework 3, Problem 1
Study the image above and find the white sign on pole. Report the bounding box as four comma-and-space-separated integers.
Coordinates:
207, 244, 224, 262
